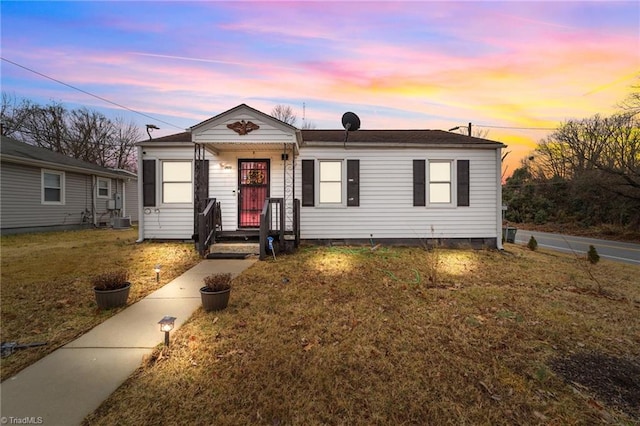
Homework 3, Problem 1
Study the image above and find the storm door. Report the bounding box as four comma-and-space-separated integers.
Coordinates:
238, 159, 270, 228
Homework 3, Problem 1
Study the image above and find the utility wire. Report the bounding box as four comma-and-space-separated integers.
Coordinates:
474, 124, 558, 130
1, 57, 184, 130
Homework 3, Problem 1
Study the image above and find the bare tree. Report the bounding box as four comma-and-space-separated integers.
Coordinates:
0, 93, 140, 171
1, 93, 32, 138
271, 104, 297, 126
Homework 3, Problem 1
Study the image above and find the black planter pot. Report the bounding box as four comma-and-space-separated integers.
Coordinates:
200, 287, 230, 312
94, 282, 131, 309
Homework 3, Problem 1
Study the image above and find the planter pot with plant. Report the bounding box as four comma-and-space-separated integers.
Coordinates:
92, 270, 131, 309
200, 273, 232, 312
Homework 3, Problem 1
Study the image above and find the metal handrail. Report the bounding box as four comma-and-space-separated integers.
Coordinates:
197, 198, 218, 257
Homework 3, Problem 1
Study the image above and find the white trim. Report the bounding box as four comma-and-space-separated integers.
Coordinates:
427, 160, 455, 207
161, 160, 193, 205
41, 169, 65, 205
317, 159, 346, 207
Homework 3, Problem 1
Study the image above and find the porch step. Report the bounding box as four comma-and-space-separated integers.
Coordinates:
208, 242, 260, 257
217, 230, 260, 241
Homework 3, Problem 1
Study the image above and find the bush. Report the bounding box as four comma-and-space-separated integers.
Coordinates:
527, 236, 538, 251
91, 270, 129, 291
587, 245, 600, 264
203, 273, 232, 292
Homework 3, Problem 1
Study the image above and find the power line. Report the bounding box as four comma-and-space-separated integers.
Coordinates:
475, 124, 558, 131
1, 57, 184, 130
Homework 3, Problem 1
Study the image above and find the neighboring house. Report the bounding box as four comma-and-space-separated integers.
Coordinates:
1, 136, 138, 235
136, 104, 506, 256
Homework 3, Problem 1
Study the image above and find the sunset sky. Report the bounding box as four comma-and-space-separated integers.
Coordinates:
1, 1, 638, 174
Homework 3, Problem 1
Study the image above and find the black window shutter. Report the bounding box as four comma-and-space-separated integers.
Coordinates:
194, 159, 209, 211
301, 160, 314, 206
413, 160, 425, 206
142, 159, 156, 207
347, 159, 360, 206
457, 160, 470, 207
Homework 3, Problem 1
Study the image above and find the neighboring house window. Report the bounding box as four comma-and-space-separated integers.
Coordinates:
97, 178, 111, 198
429, 161, 452, 204
319, 160, 342, 204
162, 161, 192, 203
42, 170, 64, 204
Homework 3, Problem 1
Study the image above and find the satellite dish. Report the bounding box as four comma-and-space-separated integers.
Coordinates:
341, 112, 361, 131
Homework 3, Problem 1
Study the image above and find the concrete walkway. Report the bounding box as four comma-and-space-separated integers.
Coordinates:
0, 258, 256, 425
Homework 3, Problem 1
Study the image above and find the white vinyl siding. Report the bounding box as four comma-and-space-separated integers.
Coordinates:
428, 161, 452, 204
162, 161, 192, 204
298, 148, 500, 241
319, 160, 342, 204
97, 177, 111, 198
42, 170, 64, 204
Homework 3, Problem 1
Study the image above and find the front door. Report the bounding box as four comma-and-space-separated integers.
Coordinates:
238, 159, 270, 228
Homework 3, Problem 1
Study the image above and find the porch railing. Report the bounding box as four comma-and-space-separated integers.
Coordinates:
197, 198, 221, 257
259, 198, 284, 260
259, 197, 301, 260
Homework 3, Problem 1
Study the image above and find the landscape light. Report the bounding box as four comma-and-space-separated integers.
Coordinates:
158, 315, 176, 346
154, 264, 161, 283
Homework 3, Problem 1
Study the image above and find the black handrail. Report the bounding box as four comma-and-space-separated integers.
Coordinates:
259, 198, 282, 260
197, 198, 219, 257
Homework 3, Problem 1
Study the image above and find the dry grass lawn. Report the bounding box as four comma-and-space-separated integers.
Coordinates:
85, 244, 640, 425
0, 228, 201, 380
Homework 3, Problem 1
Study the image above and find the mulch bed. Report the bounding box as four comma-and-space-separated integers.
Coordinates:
550, 352, 640, 419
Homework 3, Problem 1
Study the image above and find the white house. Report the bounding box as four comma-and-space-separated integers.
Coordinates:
136, 104, 506, 258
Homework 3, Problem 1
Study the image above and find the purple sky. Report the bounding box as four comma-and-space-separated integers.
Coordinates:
1, 1, 638, 173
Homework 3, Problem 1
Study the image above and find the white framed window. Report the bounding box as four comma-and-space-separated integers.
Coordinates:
97, 177, 111, 198
428, 161, 452, 204
319, 160, 343, 204
162, 161, 192, 203
42, 170, 65, 205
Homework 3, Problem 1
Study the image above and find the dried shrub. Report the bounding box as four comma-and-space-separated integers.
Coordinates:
91, 270, 129, 291
203, 273, 232, 292
587, 245, 600, 264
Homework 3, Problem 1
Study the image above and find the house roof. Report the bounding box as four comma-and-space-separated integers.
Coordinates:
0, 136, 136, 179
300, 129, 505, 148
142, 128, 505, 149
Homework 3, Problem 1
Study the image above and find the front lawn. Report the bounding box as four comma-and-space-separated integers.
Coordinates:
0, 228, 201, 381
85, 245, 640, 425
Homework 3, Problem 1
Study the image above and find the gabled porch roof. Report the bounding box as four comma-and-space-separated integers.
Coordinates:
190, 104, 300, 155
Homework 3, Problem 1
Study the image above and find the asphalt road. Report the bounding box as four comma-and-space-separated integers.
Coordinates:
511, 229, 640, 266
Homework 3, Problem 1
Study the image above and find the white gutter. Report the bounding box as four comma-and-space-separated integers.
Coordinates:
496, 148, 504, 250
136, 145, 145, 243
92, 175, 97, 226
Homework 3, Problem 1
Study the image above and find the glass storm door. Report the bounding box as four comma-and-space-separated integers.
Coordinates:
238, 160, 270, 228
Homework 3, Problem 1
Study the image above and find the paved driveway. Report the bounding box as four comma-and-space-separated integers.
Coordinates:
512, 229, 640, 266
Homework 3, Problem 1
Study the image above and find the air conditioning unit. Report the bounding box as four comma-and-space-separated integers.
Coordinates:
113, 217, 131, 229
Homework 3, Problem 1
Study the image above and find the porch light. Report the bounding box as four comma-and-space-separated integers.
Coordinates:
158, 315, 176, 346
154, 264, 161, 283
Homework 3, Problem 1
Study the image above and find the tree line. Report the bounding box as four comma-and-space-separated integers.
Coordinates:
503, 85, 640, 228
1, 93, 141, 172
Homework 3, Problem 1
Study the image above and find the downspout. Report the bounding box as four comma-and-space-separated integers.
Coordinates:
496, 147, 504, 250
92, 175, 97, 227
136, 145, 145, 243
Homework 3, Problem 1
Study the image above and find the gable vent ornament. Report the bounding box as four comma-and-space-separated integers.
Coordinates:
227, 120, 259, 135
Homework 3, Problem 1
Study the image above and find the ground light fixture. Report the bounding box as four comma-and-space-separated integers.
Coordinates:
154, 264, 161, 283
158, 316, 176, 346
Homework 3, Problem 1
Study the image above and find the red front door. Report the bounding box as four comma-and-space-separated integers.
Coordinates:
238, 160, 270, 228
